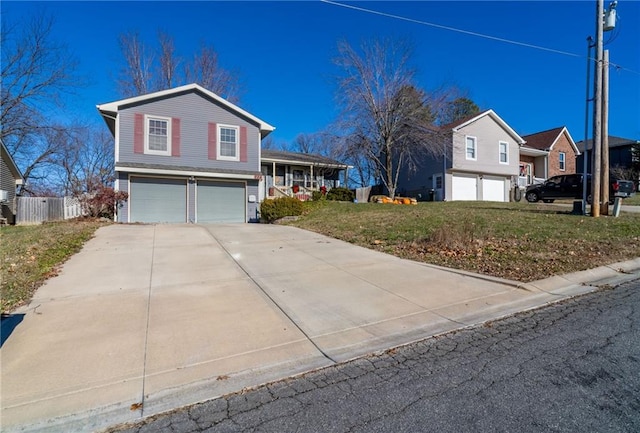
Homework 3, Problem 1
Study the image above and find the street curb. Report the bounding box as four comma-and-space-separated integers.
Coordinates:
522, 257, 640, 295
418, 257, 640, 295
415, 262, 533, 291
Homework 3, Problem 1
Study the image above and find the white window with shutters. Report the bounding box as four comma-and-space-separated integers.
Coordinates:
144, 115, 172, 156
217, 124, 239, 161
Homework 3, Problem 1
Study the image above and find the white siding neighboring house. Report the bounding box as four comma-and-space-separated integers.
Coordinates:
398, 109, 525, 202
1, 139, 24, 224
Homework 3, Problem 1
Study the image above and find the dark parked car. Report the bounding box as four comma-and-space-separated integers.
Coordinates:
525, 174, 635, 203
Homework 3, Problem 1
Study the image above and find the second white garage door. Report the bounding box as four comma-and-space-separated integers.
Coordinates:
197, 180, 246, 223
482, 177, 506, 202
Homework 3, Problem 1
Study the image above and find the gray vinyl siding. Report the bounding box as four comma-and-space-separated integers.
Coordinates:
116, 172, 129, 223
397, 151, 449, 196
1, 155, 18, 223
188, 179, 196, 224
452, 116, 519, 177
247, 181, 259, 222
118, 91, 261, 173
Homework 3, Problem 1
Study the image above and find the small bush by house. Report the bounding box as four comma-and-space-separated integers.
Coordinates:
326, 187, 355, 202
260, 197, 304, 223
311, 190, 325, 202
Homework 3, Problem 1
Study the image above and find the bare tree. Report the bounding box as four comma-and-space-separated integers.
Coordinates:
185, 44, 242, 103
293, 131, 343, 158
1, 12, 86, 195
117, 31, 153, 97
261, 135, 291, 152
62, 127, 115, 196
18, 125, 78, 196
155, 31, 179, 91
117, 32, 241, 102
333, 38, 442, 198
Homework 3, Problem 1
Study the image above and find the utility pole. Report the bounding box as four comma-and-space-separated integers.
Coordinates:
591, 0, 604, 217
601, 49, 610, 215
581, 37, 594, 216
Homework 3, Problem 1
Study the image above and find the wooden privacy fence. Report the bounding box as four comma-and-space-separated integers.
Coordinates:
16, 196, 84, 225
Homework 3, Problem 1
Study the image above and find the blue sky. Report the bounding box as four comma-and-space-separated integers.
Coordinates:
4, 1, 640, 145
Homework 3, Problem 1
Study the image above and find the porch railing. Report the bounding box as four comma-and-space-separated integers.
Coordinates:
518, 176, 546, 188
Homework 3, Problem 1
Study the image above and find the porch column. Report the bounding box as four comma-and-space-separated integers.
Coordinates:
310, 165, 314, 189
272, 162, 276, 185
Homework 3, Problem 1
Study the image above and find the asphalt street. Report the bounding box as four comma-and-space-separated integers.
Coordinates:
104, 278, 640, 433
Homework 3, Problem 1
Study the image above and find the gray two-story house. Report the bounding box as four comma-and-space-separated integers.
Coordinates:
97, 84, 275, 223
398, 109, 525, 202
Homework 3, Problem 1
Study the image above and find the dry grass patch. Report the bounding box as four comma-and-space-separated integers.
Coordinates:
292, 201, 640, 282
1, 219, 107, 313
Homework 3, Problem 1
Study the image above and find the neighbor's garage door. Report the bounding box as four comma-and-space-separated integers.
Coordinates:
197, 180, 246, 223
130, 177, 187, 223
452, 174, 477, 201
482, 177, 506, 202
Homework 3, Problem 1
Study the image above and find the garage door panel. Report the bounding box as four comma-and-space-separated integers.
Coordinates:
452, 175, 477, 201
130, 177, 187, 223
482, 178, 506, 202
197, 181, 245, 223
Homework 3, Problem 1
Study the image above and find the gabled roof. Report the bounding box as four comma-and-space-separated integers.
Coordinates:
441, 109, 526, 145
521, 126, 580, 155
261, 150, 349, 168
576, 136, 640, 152
1, 138, 24, 182
96, 83, 275, 137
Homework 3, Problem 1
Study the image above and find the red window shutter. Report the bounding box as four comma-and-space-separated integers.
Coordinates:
208, 122, 217, 160
134, 113, 144, 154
172, 118, 181, 157
240, 126, 248, 162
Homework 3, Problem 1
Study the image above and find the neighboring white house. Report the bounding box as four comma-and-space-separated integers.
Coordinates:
398, 109, 525, 202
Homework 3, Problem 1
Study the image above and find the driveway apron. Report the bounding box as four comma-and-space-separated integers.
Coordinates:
1, 223, 556, 432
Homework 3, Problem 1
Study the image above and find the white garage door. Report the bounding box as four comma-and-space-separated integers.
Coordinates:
197, 180, 246, 223
482, 178, 506, 202
130, 177, 187, 223
452, 175, 478, 201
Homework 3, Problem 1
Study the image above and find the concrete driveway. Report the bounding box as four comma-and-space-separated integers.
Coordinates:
2, 224, 635, 432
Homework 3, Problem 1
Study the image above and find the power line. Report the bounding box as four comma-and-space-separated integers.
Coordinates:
320, 0, 639, 76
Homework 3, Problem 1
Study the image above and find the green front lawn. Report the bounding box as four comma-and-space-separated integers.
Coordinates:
1, 219, 107, 314
289, 201, 640, 282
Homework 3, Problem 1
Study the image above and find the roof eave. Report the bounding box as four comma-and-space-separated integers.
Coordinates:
519, 146, 549, 157
452, 109, 526, 145
96, 83, 276, 134
1, 138, 24, 181
260, 156, 349, 169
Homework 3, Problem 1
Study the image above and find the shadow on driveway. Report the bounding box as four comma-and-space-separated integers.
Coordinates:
1, 313, 24, 348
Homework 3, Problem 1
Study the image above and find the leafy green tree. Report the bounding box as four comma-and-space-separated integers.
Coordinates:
439, 97, 480, 125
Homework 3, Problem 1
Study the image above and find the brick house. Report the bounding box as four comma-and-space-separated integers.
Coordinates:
518, 126, 580, 186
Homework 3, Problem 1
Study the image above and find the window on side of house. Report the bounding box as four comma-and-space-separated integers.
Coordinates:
435, 176, 443, 189
218, 125, 239, 161
559, 152, 566, 171
499, 141, 508, 164
465, 136, 477, 160
145, 115, 171, 156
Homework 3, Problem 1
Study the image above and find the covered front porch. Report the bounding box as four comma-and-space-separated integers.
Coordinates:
260, 150, 350, 201
519, 146, 548, 187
